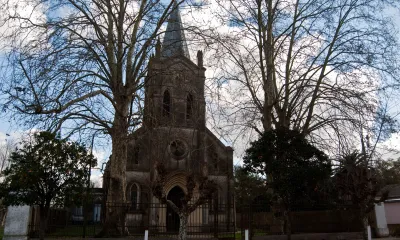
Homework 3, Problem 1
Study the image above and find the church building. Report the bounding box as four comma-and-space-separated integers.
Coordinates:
124, 5, 234, 233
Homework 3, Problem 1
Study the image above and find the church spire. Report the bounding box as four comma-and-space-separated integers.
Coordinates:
161, 3, 190, 59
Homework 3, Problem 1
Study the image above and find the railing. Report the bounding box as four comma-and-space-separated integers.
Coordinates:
28, 202, 363, 239
28, 203, 236, 239
0, 207, 6, 226
237, 203, 363, 240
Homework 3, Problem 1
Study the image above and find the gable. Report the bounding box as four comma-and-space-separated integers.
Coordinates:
161, 55, 202, 74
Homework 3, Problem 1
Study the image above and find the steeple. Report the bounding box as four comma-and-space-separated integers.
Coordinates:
161, 3, 190, 59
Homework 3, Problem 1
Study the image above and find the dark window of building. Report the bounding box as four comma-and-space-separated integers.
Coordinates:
127, 144, 140, 168
209, 146, 218, 171
186, 94, 193, 119
210, 190, 220, 212
163, 90, 171, 116
131, 184, 139, 210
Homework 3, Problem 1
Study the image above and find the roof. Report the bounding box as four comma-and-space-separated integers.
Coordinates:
161, 4, 190, 59
378, 184, 400, 200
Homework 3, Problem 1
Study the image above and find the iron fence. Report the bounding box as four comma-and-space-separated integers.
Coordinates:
28, 202, 236, 239
0, 207, 6, 226
27, 202, 364, 239
237, 203, 363, 240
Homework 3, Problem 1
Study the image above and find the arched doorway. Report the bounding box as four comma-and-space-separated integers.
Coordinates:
166, 186, 184, 232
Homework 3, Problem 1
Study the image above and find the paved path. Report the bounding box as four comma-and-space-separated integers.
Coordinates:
374, 238, 400, 240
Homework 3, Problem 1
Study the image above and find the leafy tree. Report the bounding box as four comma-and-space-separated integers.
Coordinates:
0, 131, 96, 240
243, 128, 331, 240
234, 166, 269, 208
376, 158, 400, 187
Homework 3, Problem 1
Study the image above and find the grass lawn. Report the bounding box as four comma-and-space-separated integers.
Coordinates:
218, 229, 270, 240
0, 226, 4, 240
218, 231, 242, 240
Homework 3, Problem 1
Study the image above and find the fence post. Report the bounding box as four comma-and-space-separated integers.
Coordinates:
245, 229, 249, 240
144, 229, 149, 240
214, 200, 218, 238
367, 225, 371, 240
249, 203, 253, 240
240, 204, 244, 240
233, 203, 236, 240
83, 204, 87, 238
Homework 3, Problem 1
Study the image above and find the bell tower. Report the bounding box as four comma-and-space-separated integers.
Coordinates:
124, 5, 234, 229
144, 4, 206, 130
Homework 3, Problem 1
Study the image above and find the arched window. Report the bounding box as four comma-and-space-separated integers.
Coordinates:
162, 90, 171, 116
210, 189, 223, 212
130, 183, 140, 210
127, 144, 140, 169
209, 146, 219, 171
186, 94, 193, 120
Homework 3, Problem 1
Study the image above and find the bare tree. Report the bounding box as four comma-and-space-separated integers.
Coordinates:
0, 136, 16, 176
152, 162, 217, 240
0, 0, 193, 233
206, 0, 400, 153
334, 150, 387, 240
0, 135, 16, 227
202, 1, 400, 238
333, 100, 398, 240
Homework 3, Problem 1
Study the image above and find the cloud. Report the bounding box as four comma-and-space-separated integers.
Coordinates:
378, 132, 400, 160
0, 0, 47, 52
90, 173, 103, 188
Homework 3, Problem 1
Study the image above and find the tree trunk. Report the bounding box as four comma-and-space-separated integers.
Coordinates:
284, 210, 291, 240
179, 213, 188, 240
101, 106, 129, 236
39, 206, 49, 240
361, 214, 369, 240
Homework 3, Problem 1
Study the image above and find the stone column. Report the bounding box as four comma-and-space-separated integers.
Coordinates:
3, 205, 31, 240
374, 202, 389, 237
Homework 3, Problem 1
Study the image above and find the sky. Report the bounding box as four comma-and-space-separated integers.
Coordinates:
1, 1, 400, 186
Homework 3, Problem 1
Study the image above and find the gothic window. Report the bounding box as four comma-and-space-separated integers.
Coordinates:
127, 144, 140, 168
209, 146, 219, 172
210, 189, 222, 212
162, 90, 171, 116
186, 94, 193, 120
130, 183, 140, 210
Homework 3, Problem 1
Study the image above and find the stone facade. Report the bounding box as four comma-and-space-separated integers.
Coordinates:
123, 5, 234, 232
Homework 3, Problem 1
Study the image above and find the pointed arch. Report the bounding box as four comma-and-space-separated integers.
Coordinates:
129, 183, 140, 210
162, 90, 171, 116
208, 145, 219, 172
210, 186, 223, 212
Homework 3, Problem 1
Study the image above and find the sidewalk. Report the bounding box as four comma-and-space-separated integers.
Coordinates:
374, 238, 400, 240
252, 232, 400, 240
